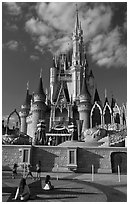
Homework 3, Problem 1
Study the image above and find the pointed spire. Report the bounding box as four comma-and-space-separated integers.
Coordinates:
35, 69, 46, 98
105, 88, 107, 98
23, 82, 30, 106
40, 68, 42, 78
111, 94, 116, 111
75, 3, 79, 31
52, 56, 56, 68
94, 88, 101, 103
104, 89, 109, 106
27, 81, 29, 90
89, 70, 93, 77
80, 70, 91, 100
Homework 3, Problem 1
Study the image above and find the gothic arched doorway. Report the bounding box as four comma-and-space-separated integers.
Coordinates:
103, 106, 111, 125
110, 152, 127, 174
91, 105, 101, 128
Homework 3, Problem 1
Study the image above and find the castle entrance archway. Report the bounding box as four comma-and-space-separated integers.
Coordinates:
110, 152, 127, 174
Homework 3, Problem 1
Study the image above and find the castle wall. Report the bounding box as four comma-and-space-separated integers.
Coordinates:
20, 116, 27, 133
2, 145, 126, 173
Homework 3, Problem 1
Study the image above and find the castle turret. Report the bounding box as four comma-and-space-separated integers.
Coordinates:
31, 70, 47, 140
50, 57, 57, 103
78, 68, 92, 131
19, 82, 30, 134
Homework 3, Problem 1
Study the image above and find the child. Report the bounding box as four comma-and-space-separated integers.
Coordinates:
13, 178, 30, 201
36, 161, 41, 180
26, 164, 35, 180
12, 163, 18, 179
43, 175, 54, 190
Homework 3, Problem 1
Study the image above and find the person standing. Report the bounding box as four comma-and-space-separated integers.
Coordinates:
12, 163, 18, 179
26, 164, 35, 180
36, 161, 41, 180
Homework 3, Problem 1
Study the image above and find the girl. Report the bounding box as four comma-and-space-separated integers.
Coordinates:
13, 178, 30, 201
43, 175, 54, 190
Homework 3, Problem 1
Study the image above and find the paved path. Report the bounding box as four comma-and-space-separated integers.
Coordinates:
2, 171, 127, 202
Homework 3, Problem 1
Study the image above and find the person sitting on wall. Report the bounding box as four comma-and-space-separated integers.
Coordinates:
12, 178, 30, 201
42, 175, 54, 190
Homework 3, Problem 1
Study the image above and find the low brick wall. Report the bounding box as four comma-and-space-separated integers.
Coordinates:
2, 145, 127, 173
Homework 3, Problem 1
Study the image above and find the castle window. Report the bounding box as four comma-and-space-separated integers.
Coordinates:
22, 148, 30, 163
67, 148, 77, 170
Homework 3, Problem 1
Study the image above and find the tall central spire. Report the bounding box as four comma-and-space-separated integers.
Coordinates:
75, 3, 79, 30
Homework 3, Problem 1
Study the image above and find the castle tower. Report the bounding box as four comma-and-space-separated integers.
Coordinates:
19, 82, 30, 134
50, 57, 57, 103
78, 68, 92, 132
31, 70, 47, 140
71, 6, 84, 101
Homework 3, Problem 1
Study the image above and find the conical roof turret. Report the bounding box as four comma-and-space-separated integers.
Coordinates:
23, 82, 30, 106
80, 68, 91, 100
34, 69, 46, 101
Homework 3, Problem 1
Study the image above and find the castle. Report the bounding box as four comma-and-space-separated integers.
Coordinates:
18, 9, 127, 146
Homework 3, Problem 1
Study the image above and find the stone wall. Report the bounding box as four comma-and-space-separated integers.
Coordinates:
2, 145, 127, 173
2, 145, 31, 170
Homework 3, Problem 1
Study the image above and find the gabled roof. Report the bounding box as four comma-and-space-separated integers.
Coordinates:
94, 88, 101, 103
53, 81, 70, 103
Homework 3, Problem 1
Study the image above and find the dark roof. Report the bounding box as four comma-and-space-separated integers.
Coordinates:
35, 77, 46, 98
94, 88, 101, 102
89, 70, 94, 78
104, 97, 109, 106
111, 96, 116, 111
80, 76, 91, 100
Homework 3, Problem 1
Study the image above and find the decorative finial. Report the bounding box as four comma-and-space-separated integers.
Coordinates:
40, 68, 42, 78
105, 88, 107, 98
27, 81, 29, 90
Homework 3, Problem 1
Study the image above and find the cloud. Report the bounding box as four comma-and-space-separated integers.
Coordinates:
5, 23, 18, 32
3, 40, 19, 51
25, 3, 113, 54
30, 55, 39, 61
3, 40, 26, 52
24, 2, 126, 68
89, 27, 127, 68
4, 2, 22, 16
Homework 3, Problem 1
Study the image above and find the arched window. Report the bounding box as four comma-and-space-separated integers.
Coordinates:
114, 113, 120, 124
91, 105, 101, 128
7, 109, 21, 129
103, 106, 111, 125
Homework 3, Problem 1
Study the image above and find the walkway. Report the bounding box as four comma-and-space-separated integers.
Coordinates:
2, 171, 127, 202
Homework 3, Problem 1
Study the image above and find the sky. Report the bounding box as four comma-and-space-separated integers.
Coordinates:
2, 2, 127, 125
